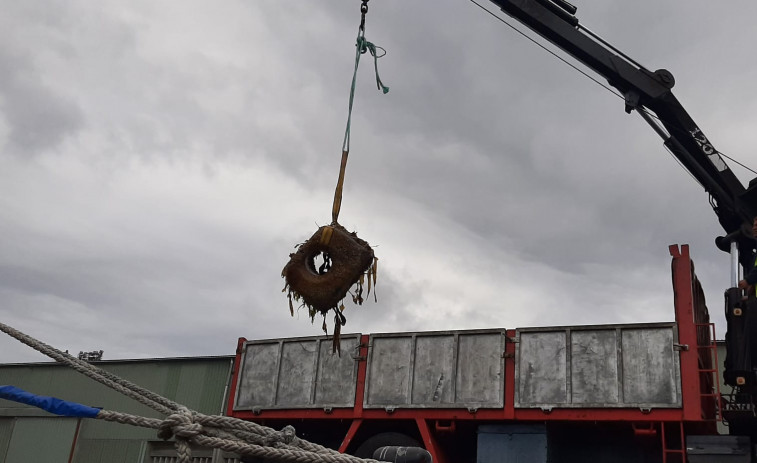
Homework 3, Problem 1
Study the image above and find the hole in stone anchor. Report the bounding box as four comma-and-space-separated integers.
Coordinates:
308, 251, 332, 275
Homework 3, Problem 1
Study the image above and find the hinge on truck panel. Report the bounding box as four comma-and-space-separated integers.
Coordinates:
502, 352, 514, 359
351, 343, 367, 361
506, 336, 518, 343
540, 406, 553, 413
640, 407, 652, 414
323, 407, 333, 414
673, 343, 689, 351
252, 407, 262, 416
384, 406, 395, 414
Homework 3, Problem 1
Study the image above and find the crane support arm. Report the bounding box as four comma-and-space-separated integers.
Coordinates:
490, 0, 757, 241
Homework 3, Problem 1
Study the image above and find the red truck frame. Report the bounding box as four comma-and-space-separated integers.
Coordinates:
227, 245, 720, 463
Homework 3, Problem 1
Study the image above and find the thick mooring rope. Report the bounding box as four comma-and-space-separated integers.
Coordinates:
0, 322, 379, 463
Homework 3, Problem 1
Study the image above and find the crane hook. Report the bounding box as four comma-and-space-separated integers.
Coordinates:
359, 0, 369, 32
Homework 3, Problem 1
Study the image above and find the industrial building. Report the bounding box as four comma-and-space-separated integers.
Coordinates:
0, 356, 236, 462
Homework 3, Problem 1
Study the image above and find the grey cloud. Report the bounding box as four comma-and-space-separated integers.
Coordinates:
0, 49, 84, 154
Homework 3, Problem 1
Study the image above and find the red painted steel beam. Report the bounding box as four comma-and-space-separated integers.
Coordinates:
67, 418, 82, 463
669, 244, 703, 421
513, 407, 683, 421
504, 329, 516, 420
338, 419, 363, 453
230, 407, 684, 422
416, 418, 447, 463
226, 337, 247, 417
353, 335, 369, 417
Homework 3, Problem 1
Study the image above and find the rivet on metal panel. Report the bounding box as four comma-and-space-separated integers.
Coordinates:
673, 343, 689, 351
252, 407, 262, 416
385, 406, 395, 414
467, 407, 478, 414
639, 407, 652, 414
324, 407, 333, 414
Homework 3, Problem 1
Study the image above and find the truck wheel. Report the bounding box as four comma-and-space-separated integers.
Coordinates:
354, 432, 422, 459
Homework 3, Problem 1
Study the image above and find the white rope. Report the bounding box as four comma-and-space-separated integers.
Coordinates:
0, 322, 380, 463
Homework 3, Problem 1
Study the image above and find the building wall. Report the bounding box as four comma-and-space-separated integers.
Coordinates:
0, 356, 234, 463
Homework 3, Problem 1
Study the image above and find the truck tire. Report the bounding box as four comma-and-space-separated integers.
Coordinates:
354, 432, 422, 459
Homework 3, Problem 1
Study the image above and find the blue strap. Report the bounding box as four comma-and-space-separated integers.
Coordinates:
342, 29, 389, 153
0, 385, 101, 418
331, 28, 390, 224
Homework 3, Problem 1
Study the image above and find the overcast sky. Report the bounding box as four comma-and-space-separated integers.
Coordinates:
1, 1, 756, 363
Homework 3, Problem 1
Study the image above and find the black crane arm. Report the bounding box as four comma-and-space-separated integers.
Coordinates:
489, 0, 757, 251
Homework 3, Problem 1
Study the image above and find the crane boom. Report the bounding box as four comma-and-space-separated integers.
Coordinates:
490, 0, 757, 262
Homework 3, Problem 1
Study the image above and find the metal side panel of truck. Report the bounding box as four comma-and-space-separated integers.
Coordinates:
233, 323, 681, 412
227, 245, 730, 463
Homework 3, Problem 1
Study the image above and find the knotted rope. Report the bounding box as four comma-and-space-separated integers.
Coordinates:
0, 321, 380, 463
